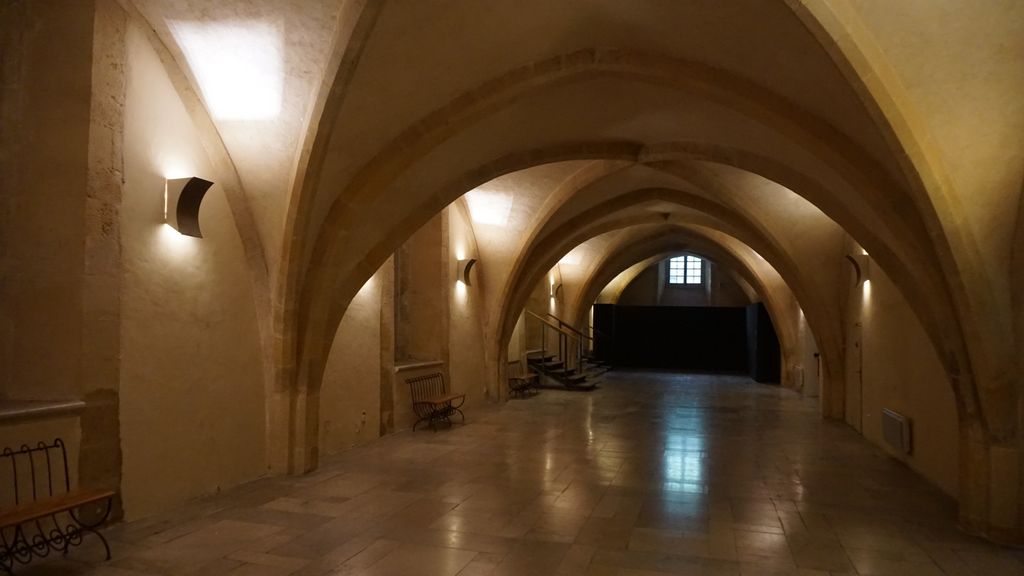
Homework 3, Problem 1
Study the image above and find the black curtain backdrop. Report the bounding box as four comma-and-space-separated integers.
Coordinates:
592, 302, 780, 382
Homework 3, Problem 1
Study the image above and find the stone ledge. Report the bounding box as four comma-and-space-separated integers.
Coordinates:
393, 360, 444, 373
0, 400, 86, 424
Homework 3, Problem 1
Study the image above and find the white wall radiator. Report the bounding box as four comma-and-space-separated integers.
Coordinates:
881, 408, 912, 454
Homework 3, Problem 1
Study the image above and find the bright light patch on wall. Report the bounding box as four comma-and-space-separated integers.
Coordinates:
161, 159, 193, 181
863, 279, 872, 299
170, 19, 283, 120
455, 280, 468, 300
559, 246, 586, 265
158, 223, 198, 259
356, 275, 375, 298
464, 188, 513, 226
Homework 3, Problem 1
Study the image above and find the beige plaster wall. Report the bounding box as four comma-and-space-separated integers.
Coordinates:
794, 310, 821, 398
0, 1, 93, 402
848, 1, 1024, 302
119, 22, 266, 520
132, 0, 345, 277
448, 206, 488, 405
618, 260, 752, 308
395, 215, 447, 363
846, 248, 959, 496
523, 267, 564, 352
320, 270, 382, 456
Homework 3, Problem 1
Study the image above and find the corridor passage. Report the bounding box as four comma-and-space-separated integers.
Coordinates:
32, 373, 1022, 575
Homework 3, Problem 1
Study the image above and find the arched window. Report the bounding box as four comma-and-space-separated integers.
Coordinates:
668, 255, 703, 285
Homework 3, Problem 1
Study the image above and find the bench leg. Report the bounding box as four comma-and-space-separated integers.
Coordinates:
71, 499, 113, 561
0, 501, 113, 573
75, 525, 111, 561
0, 536, 12, 575
430, 410, 448, 432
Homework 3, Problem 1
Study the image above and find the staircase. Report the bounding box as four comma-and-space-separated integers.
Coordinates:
522, 312, 611, 391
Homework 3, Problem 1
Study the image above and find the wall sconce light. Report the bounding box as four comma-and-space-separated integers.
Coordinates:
165, 177, 213, 237
456, 258, 477, 285
549, 282, 562, 297
845, 252, 870, 285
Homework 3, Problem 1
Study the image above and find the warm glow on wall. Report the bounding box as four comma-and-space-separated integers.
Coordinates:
559, 246, 586, 265
557, 245, 589, 266
455, 279, 468, 300
170, 19, 284, 120
464, 187, 513, 226
356, 275, 375, 298
161, 160, 193, 181
158, 223, 199, 259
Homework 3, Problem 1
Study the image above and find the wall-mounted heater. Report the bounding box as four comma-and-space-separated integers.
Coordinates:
881, 408, 912, 454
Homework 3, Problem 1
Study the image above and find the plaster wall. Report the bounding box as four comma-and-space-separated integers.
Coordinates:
131, 0, 344, 277
119, 22, 266, 519
448, 205, 488, 405
320, 204, 489, 440
846, 248, 959, 496
320, 270, 382, 456
390, 213, 449, 431
507, 314, 526, 367
618, 260, 751, 308
848, 1, 1024, 299
463, 163, 589, 363
395, 215, 446, 363
0, 1, 93, 402
523, 268, 564, 352
304, 0, 899, 252
795, 311, 821, 398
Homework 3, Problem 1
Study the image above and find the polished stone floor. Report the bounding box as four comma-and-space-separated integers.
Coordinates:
19, 372, 1024, 575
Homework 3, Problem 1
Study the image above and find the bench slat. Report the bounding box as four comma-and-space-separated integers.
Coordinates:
417, 393, 465, 405
0, 488, 115, 529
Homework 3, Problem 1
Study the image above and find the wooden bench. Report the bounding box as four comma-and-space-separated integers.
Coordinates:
0, 439, 114, 573
508, 360, 539, 398
406, 372, 465, 431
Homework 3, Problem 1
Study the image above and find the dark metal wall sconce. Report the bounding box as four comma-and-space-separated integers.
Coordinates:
457, 258, 477, 285
845, 252, 870, 285
165, 177, 213, 237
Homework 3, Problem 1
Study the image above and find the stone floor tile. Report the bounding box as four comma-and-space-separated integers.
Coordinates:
12, 372, 1024, 576
351, 542, 476, 576
844, 547, 944, 575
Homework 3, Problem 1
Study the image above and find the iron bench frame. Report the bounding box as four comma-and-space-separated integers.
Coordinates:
508, 360, 539, 398
407, 372, 466, 431
0, 439, 114, 574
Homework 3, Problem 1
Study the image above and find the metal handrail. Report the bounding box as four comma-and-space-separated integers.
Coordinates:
526, 311, 578, 339
544, 312, 594, 341
526, 310, 584, 373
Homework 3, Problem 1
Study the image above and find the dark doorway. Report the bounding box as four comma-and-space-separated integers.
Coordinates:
746, 302, 781, 383
592, 302, 781, 382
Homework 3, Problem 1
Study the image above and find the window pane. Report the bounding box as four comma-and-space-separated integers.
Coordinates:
668, 255, 703, 285
686, 256, 702, 284
668, 256, 686, 284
